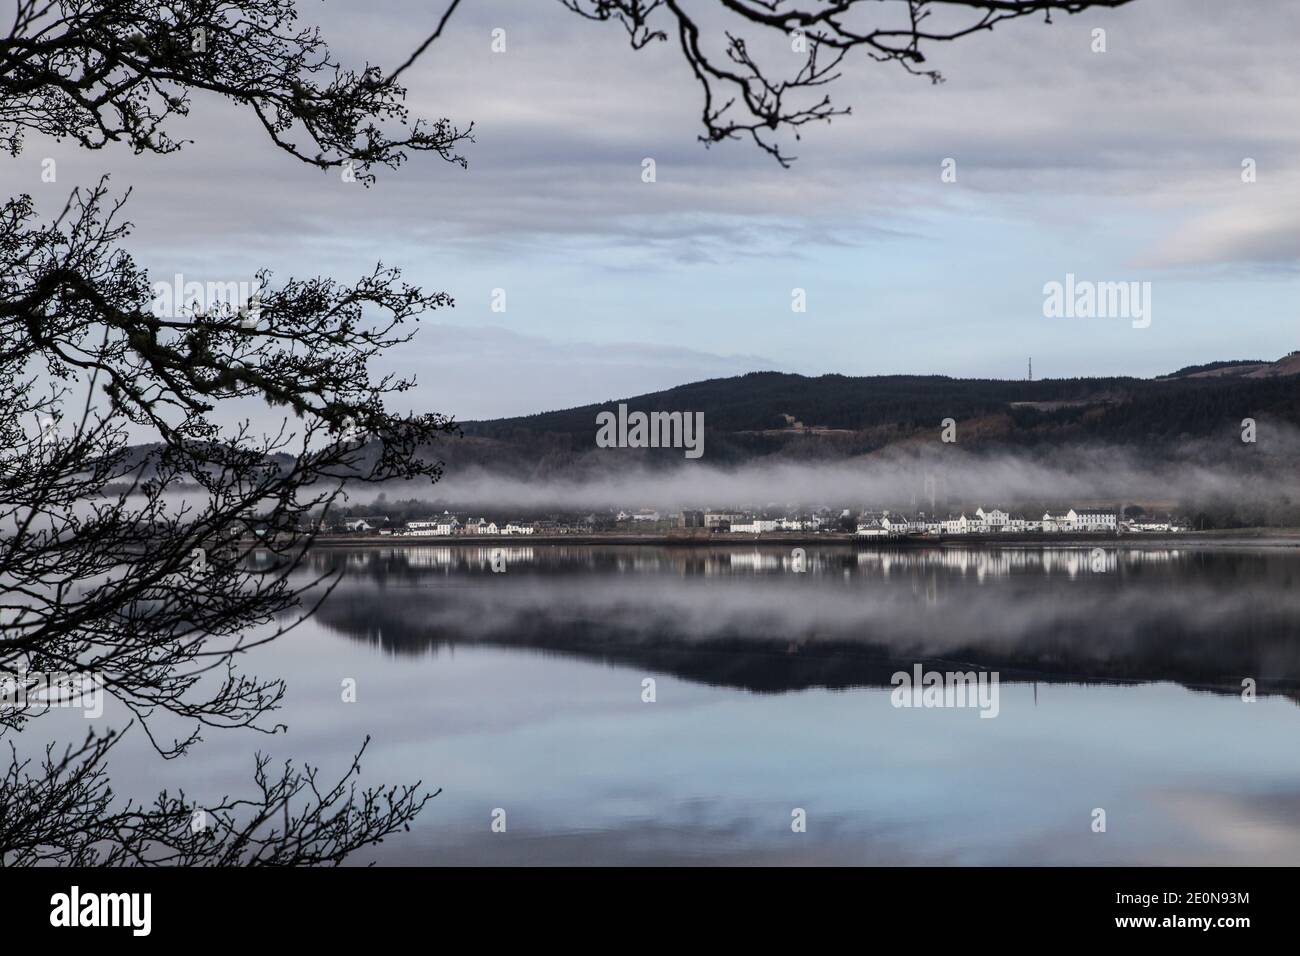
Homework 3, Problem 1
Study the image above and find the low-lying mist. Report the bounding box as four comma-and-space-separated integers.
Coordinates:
352, 433, 1300, 514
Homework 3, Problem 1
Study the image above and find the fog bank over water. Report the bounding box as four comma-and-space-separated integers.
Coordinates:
360, 435, 1300, 511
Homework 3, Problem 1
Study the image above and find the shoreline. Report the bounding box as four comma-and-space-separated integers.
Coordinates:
303, 528, 1300, 549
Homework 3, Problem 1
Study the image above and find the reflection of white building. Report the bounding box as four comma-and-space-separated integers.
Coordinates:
400, 546, 454, 567
728, 552, 781, 571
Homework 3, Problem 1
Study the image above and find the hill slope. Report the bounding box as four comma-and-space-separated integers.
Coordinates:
449, 353, 1300, 476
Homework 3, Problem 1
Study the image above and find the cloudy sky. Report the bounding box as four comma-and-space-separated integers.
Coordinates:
5, 0, 1300, 421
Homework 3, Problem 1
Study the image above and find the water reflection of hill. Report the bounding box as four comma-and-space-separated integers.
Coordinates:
301, 545, 1300, 700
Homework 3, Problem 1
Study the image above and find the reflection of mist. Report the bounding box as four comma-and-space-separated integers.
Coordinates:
302, 545, 1300, 696
315, 543, 1194, 577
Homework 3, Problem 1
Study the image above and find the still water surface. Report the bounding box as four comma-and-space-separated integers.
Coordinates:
66, 543, 1300, 864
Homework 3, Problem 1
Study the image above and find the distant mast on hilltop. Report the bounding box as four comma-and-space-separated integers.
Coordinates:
1027, 358, 1033, 382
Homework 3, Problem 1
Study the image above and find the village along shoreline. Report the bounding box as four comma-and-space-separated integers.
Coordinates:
301, 528, 1300, 549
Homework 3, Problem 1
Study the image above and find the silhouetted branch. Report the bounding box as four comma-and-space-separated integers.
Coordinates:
559, 0, 1136, 164
1, 179, 458, 755
0, 0, 473, 183
0, 729, 433, 866
0, 0, 472, 865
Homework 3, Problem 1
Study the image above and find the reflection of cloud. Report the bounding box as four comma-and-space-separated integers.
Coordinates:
1159, 789, 1300, 865
381, 811, 936, 866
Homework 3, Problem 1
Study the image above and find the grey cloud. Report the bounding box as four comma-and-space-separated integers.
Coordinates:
5, 0, 1297, 275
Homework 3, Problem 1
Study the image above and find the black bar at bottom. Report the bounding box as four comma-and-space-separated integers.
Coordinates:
0, 866, 1273, 941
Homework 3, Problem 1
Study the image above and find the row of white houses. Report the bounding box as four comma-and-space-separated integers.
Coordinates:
404, 516, 536, 537
341, 507, 1173, 538
856, 507, 1119, 537
728, 516, 826, 534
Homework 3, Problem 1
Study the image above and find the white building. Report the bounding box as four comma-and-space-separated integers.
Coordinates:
1042, 511, 1070, 532
704, 512, 743, 530
730, 518, 779, 534
1068, 509, 1117, 531
881, 513, 915, 535
405, 517, 460, 537
975, 508, 1008, 530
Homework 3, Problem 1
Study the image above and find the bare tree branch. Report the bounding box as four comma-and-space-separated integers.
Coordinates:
558, 0, 1136, 164
0, 0, 473, 183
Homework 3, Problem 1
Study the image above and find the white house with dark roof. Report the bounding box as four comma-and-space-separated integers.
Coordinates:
1068, 508, 1116, 531
343, 516, 388, 532
1042, 511, 1070, 532
881, 513, 915, 535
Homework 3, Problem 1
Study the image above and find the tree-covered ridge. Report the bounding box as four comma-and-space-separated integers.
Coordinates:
463, 364, 1300, 447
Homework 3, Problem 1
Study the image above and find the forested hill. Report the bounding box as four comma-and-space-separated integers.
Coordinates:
110, 355, 1300, 481
457, 354, 1300, 464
